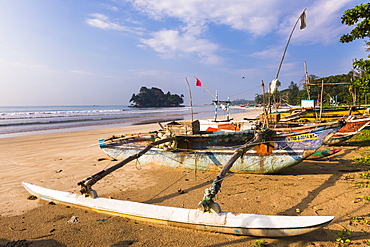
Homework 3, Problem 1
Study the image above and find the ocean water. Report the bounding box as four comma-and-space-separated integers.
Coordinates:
0, 105, 246, 138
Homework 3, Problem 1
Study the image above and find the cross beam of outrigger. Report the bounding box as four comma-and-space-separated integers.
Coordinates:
197, 131, 265, 213
78, 137, 176, 198
78, 129, 267, 214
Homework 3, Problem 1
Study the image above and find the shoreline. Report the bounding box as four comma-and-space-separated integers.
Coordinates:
0, 107, 261, 139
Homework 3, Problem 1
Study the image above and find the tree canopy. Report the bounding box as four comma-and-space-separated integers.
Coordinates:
254, 72, 361, 106
340, 3, 370, 43
130, 87, 184, 107
340, 3, 370, 103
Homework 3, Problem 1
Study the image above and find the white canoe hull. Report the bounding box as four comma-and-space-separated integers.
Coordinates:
22, 182, 333, 237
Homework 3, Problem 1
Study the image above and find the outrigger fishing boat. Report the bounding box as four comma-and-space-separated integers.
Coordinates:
323, 116, 370, 145
197, 109, 369, 147
99, 119, 342, 174
23, 118, 338, 237
279, 106, 368, 121
305, 148, 341, 160
23, 9, 336, 237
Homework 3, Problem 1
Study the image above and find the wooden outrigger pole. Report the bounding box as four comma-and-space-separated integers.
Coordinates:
197, 131, 266, 213
78, 137, 175, 198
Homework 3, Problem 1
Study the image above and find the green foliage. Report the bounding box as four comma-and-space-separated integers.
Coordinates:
350, 215, 370, 225
253, 240, 266, 247
354, 156, 370, 165
254, 94, 263, 104
130, 87, 184, 107
354, 195, 370, 202
336, 228, 351, 245
355, 181, 370, 188
230, 99, 255, 105
360, 171, 370, 179
311, 74, 353, 104
347, 130, 370, 147
340, 3, 370, 43
254, 72, 357, 105
351, 58, 370, 101
287, 81, 300, 105
340, 3, 370, 104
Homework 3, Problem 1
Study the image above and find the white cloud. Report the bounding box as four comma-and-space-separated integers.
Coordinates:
85, 13, 144, 35
70, 70, 96, 76
127, 0, 285, 36
70, 69, 120, 79
89, 0, 356, 65
101, 4, 119, 12
250, 46, 284, 60
139, 29, 222, 64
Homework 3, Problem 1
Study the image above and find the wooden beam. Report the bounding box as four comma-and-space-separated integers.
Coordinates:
308, 83, 349, 86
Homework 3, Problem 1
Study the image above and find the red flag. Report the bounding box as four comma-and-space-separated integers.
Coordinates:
195, 78, 202, 87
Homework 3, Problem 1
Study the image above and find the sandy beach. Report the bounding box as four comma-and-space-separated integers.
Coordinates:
1, 109, 370, 247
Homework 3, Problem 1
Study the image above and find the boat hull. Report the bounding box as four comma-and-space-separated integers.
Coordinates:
279, 107, 367, 120
305, 148, 341, 160
100, 128, 337, 174
324, 117, 370, 145
22, 182, 334, 237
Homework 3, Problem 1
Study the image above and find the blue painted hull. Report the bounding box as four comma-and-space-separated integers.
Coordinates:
100, 127, 338, 174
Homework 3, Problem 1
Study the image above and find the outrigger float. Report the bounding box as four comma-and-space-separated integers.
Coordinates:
22, 182, 333, 237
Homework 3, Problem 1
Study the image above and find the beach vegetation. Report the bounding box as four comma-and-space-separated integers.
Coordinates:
130, 87, 184, 107
253, 240, 266, 247
255, 73, 355, 106
354, 156, 370, 166
335, 228, 351, 246
340, 3, 370, 104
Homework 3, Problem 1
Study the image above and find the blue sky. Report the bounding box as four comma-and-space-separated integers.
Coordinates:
0, 0, 367, 106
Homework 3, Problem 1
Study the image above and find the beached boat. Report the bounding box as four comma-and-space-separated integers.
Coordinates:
99, 121, 340, 174
323, 117, 370, 145
305, 148, 341, 160
198, 113, 369, 146
22, 182, 334, 237
279, 106, 368, 121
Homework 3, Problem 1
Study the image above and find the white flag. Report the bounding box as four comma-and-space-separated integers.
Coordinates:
300, 11, 306, 30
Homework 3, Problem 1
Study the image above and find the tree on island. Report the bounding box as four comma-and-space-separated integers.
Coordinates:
130, 86, 184, 107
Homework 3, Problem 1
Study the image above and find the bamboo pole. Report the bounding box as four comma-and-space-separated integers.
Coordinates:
319, 79, 324, 120
185, 77, 194, 123
275, 9, 306, 79
304, 61, 311, 100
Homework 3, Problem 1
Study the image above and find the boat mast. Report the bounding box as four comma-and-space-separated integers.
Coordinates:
185, 77, 194, 123
304, 61, 311, 100
275, 9, 306, 80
